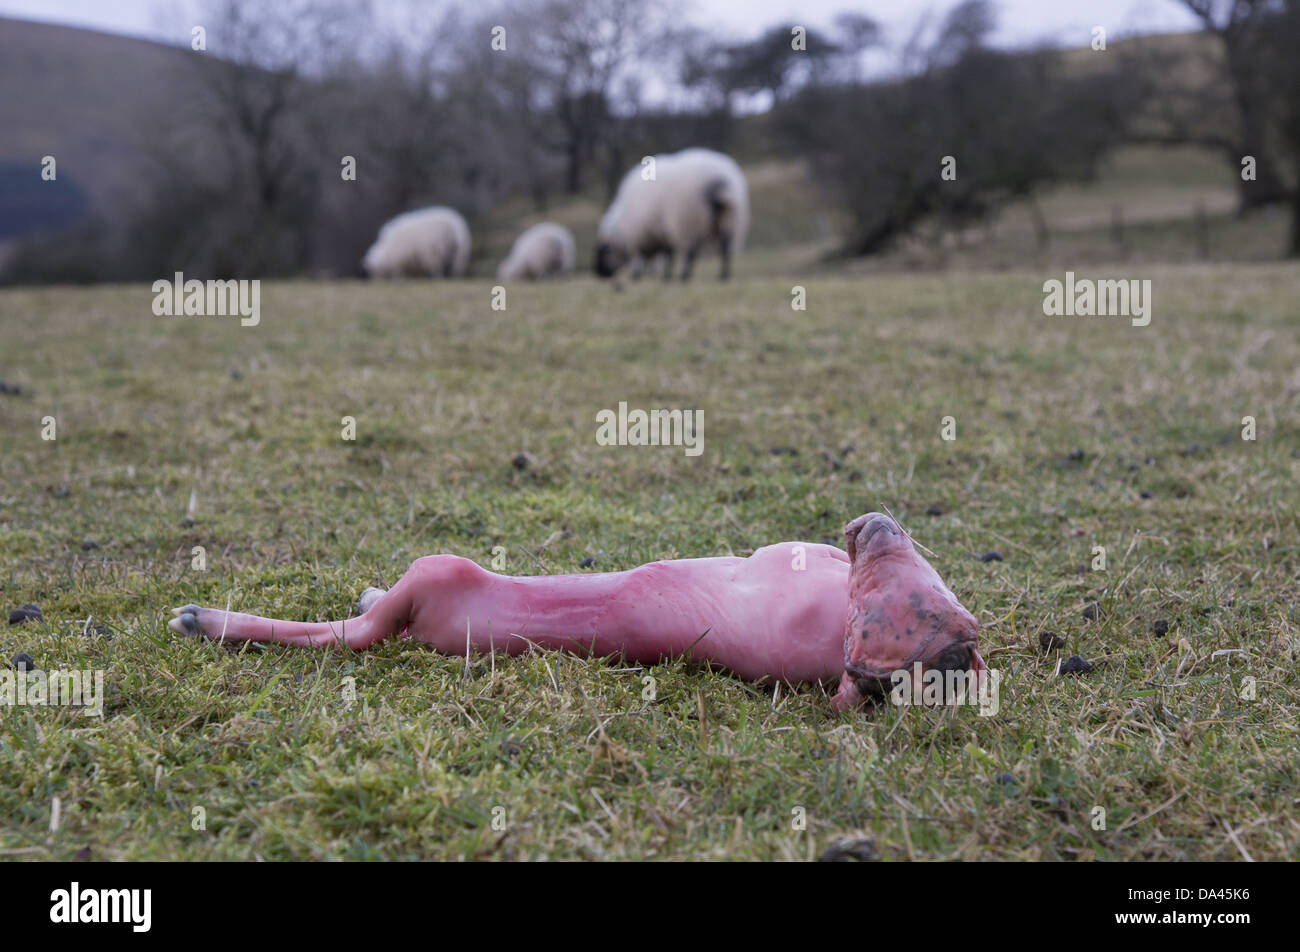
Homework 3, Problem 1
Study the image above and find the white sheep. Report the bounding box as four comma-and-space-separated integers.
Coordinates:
496, 222, 576, 281
595, 148, 750, 281
362, 206, 471, 279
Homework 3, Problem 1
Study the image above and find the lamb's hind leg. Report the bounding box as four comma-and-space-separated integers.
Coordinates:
168, 554, 486, 651
168, 582, 413, 650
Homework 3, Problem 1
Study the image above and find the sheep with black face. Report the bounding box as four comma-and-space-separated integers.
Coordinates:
595, 148, 750, 281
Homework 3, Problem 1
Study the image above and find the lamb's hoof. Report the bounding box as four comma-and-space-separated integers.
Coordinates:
355, 586, 386, 615
168, 605, 201, 637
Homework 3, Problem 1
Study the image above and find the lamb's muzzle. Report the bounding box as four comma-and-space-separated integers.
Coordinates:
830, 513, 984, 712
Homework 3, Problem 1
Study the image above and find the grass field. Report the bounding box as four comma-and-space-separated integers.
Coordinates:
1, 262, 1297, 860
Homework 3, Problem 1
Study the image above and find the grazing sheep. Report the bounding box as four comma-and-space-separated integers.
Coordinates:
496, 223, 576, 281
595, 148, 750, 281
362, 206, 471, 279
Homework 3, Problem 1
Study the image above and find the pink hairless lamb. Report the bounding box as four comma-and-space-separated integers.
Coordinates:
169, 512, 985, 712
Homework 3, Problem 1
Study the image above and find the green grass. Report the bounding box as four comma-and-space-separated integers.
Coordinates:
0, 262, 1297, 860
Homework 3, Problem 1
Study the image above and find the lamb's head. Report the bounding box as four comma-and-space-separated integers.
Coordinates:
830, 513, 985, 712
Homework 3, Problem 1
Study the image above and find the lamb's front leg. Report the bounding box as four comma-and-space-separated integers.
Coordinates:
355, 586, 387, 615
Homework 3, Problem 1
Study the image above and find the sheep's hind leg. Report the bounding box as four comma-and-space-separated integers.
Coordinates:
718, 233, 732, 280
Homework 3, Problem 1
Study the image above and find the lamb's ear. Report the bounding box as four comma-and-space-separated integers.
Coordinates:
843, 514, 872, 563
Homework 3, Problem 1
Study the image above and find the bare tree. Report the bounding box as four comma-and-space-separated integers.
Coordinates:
116, 0, 374, 276
779, 0, 1132, 256
1177, 0, 1292, 211
1259, 0, 1300, 253
514, 0, 673, 194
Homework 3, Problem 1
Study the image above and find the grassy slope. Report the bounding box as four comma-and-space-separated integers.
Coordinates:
0, 261, 1296, 860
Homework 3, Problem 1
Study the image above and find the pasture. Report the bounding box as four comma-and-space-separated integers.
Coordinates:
1, 261, 1296, 860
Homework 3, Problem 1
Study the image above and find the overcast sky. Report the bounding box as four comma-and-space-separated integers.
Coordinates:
0, 0, 1202, 49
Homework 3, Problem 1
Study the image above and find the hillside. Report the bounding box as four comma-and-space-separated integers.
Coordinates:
0, 17, 197, 233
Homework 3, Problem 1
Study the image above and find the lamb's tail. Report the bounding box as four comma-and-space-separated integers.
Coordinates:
168, 587, 410, 650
